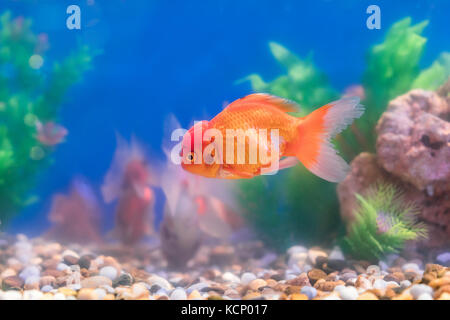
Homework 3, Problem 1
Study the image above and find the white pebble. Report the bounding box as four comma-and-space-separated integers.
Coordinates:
19, 265, 40, 280
366, 265, 381, 275
338, 286, 359, 300
222, 272, 240, 283
170, 288, 187, 300
329, 247, 345, 260
410, 284, 433, 299
400, 280, 411, 289
62, 249, 79, 259
99, 266, 118, 281
241, 272, 257, 285
373, 279, 387, 290
402, 263, 420, 272
287, 245, 308, 255
94, 288, 107, 300
417, 293, 433, 300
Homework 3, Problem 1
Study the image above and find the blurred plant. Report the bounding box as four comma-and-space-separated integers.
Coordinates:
0, 11, 95, 225
340, 183, 427, 261
237, 17, 446, 250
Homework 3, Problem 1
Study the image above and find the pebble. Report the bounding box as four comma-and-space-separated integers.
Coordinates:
19, 265, 40, 280
147, 274, 174, 291
436, 252, 450, 267
187, 282, 209, 293
41, 285, 53, 292
241, 272, 257, 285
402, 263, 420, 273
417, 293, 433, 300
373, 279, 387, 290
400, 280, 411, 289
113, 273, 133, 287
25, 275, 40, 285
410, 284, 433, 299
287, 245, 308, 255
170, 288, 187, 300
81, 276, 113, 288
328, 247, 345, 260
337, 286, 358, 300
222, 272, 240, 283
300, 286, 317, 299
94, 288, 107, 300
308, 248, 327, 265
56, 263, 70, 271
2, 275, 24, 290
366, 265, 381, 275
248, 279, 267, 291
99, 266, 118, 281
78, 288, 99, 300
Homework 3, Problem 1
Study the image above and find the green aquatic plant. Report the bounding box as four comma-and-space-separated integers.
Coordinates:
412, 52, 450, 90
0, 11, 94, 225
237, 17, 445, 250
341, 183, 427, 261
239, 42, 338, 115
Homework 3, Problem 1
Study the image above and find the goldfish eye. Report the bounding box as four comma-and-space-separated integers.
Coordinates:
185, 152, 196, 163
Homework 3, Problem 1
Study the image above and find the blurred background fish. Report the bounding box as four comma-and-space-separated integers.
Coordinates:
35, 120, 68, 146
101, 135, 156, 245
158, 116, 243, 267
45, 178, 102, 244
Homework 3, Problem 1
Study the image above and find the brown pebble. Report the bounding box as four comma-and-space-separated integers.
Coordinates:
40, 276, 56, 287
429, 277, 450, 289
307, 269, 327, 284
314, 280, 345, 292
63, 255, 79, 266
286, 273, 310, 287
285, 286, 301, 295
434, 285, 450, 299
42, 269, 65, 278
2, 276, 24, 290
384, 272, 405, 283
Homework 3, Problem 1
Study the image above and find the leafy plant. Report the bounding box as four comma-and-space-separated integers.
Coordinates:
341, 183, 427, 261
0, 11, 95, 225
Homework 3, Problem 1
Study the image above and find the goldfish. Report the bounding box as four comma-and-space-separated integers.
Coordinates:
101, 135, 155, 245
46, 178, 102, 244
180, 93, 364, 182
35, 120, 68, 146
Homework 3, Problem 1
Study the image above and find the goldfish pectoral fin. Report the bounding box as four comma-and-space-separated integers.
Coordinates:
219, 166, 254, 179
278, 156, 299, 170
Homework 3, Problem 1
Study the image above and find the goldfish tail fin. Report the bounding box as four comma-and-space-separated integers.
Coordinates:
294, 97, 364, 182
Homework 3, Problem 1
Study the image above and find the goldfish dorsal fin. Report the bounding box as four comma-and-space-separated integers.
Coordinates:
232, 93, 300, 113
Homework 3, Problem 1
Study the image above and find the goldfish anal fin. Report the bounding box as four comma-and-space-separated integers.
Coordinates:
227, 93, 299, 113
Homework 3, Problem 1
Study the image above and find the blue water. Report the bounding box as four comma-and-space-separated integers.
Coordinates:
2, 0, 449, 235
